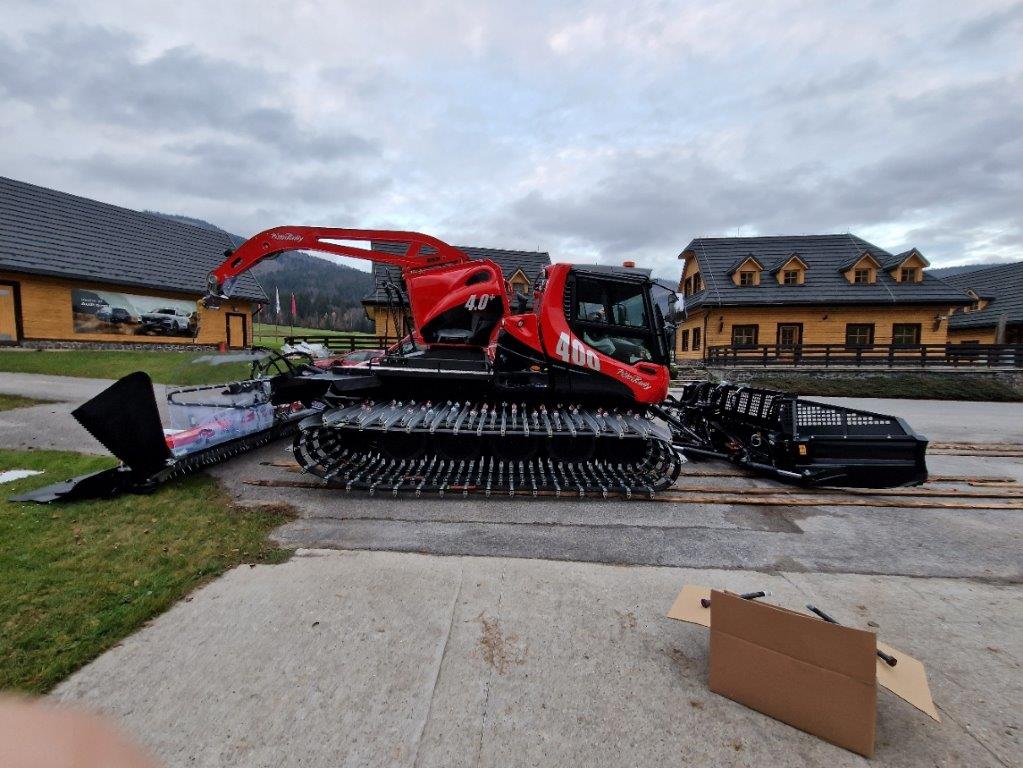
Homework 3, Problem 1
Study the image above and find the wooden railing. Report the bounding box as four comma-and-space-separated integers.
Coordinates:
705, 343, 1023, 368
282, 334, 400, 351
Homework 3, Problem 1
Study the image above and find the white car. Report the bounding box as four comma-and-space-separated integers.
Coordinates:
140, 307, 192, 333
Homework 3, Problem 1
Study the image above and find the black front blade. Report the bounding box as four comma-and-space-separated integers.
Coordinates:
71, 371, 171, 477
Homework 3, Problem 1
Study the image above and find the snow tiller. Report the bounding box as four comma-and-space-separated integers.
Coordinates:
659, 382, 929, 487
14, 227, 928, 503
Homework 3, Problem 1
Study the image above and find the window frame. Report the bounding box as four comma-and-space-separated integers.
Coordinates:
845, 323, 875, 348
892, 323, 922, 346
782, 270, 801, 286
776, 323, 803, 348
738, 270, 757, 287
900, 267, 919, 283
852, 268, 872, 284
679, 329, 690, 352
731, 324, 759, 348
692, 327, 701, 350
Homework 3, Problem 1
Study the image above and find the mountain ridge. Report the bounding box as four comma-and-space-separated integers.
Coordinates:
147, 212, 374, 331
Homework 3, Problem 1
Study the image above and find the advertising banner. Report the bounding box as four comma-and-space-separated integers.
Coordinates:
72, 288, 199, 338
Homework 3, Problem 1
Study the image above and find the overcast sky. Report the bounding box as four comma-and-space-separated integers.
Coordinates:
2, 0, 1021, 277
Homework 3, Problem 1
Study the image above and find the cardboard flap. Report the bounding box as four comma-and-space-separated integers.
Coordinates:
711, 591, 877, 683
666, 585, 711, 627
709, 591, 878, 757
665, 584, 940, 723
876, 641, 940, 722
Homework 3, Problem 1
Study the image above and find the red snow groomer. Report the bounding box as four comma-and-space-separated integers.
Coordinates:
206, 227, 685, 497
203, 227, 927, 496
15, 227, 928, 504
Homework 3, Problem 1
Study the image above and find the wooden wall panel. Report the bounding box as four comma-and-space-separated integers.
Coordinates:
0, 271, 255, 346
948, 327, 997, 344
675, 304, 957, 360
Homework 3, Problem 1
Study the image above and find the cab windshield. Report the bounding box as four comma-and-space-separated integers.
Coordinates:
571, 275, 667, 365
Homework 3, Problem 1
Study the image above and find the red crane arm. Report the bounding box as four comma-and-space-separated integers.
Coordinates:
206, 226, 469, 299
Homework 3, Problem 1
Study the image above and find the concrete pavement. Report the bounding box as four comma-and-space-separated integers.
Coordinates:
2, 371, 1020, 765
54, 551, 1022, 767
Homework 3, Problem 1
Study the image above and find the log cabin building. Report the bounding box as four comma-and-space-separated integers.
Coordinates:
675, 234, 972, 361
0, 176, 265, 348
362, 242, 551, 336
939, 261, 1023, 345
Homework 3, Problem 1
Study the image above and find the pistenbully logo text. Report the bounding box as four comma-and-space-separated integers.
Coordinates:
270, 232, 303, 242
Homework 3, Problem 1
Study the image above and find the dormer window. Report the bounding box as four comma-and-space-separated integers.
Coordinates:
729, 255, 763, 286
507, 268, 531, 295
772, 254, 807, 286
886, 249, 928, 282
842, 252, 880, 284
962, 289, 987, 313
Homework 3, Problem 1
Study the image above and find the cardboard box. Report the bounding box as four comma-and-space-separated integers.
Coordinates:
667, 586, 939, 758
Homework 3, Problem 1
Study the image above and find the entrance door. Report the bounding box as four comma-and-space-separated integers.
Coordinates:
226, 313, 247, 349
776, 323, 803, 361
0, 282, 20, 345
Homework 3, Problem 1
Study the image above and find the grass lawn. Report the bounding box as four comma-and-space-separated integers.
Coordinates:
0, 350, 252, 386
0, 394, 55, 412
750, 374, 1023, 402
0, 449, 294, 693
252, 323, 371, 349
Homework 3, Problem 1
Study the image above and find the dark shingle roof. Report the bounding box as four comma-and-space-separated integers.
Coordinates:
681, 234, 970, 310
765, 252, 807, 275
927, 263, 1003, 278
363, 241, 551, 306
879, 249, 928, 270
942, 261, 1023, 329
0, 176, 266, 301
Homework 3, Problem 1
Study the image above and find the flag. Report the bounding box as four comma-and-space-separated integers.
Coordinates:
290, 293, 298, 317
274, 286, 281, 317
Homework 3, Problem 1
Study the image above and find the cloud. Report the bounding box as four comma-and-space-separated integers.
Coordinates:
0, 25, 377, 161
0, 1, 1020, 272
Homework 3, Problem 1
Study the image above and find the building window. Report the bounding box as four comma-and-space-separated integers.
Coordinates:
692, 327, 702, 350
732, 324, 758, 348
693, 272, 703, 293
900, 267, 918, 283
782, 270, 800, 285
739, 271, 757, 287
845, 323, 875, 347
853, 268, 871, 284
679, 329, 690, 351
892, 323, 921, 346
